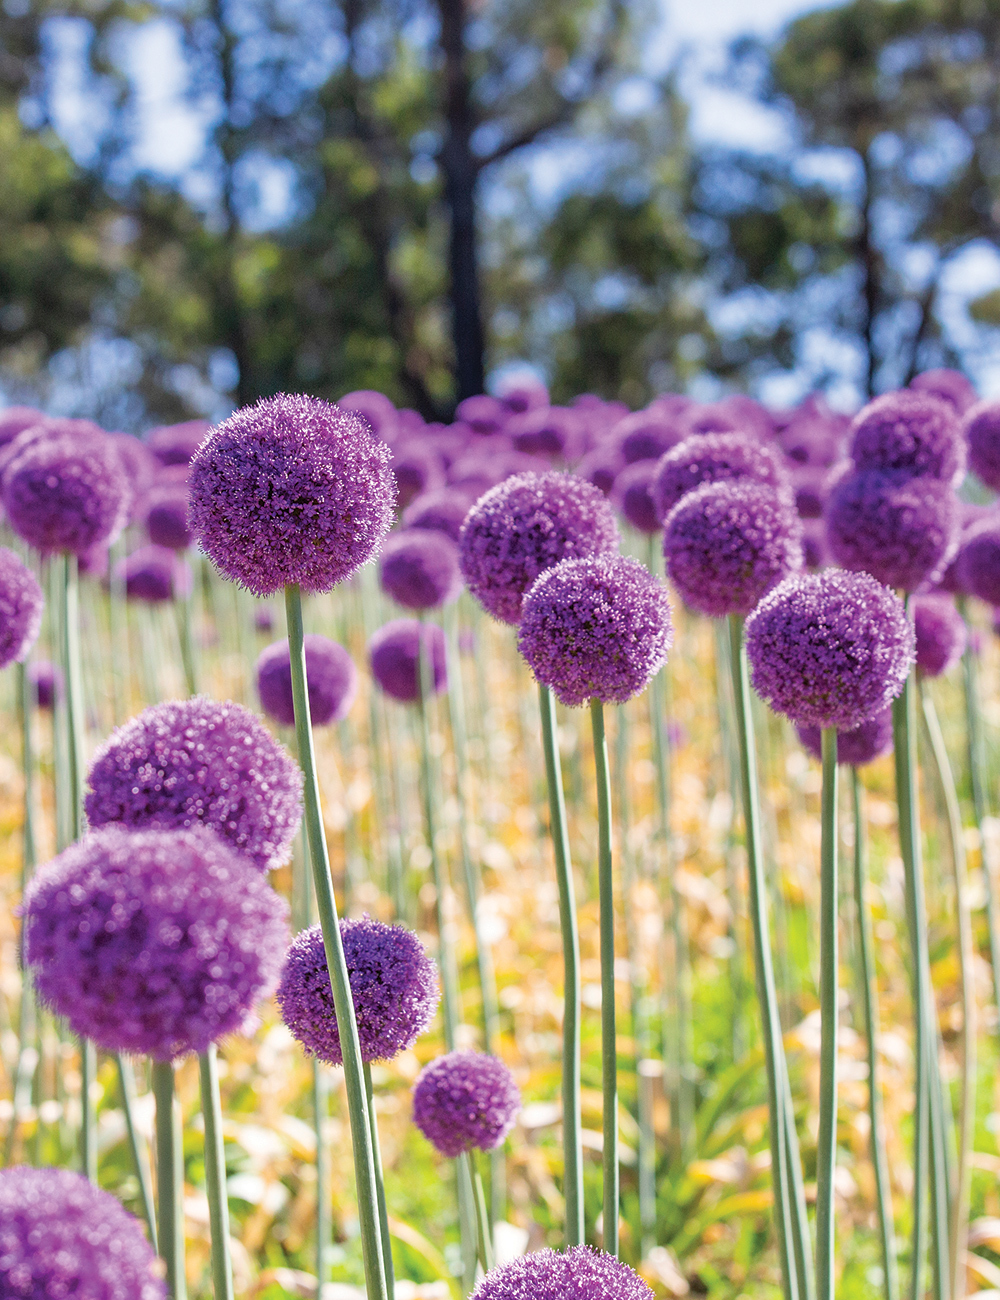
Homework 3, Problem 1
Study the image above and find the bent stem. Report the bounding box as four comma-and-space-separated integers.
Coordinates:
153, 1059, 187, 1300
816, 729, 839, 1300
199, 1046, 234, 1300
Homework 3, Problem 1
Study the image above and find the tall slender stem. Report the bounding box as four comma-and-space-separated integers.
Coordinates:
314, 1060, 330, 1290
118, 1056, 158, 1250
283, 584, 388, 1300
364, 1063, 395, 1300
153, 1060, 187, 1300
816, 728, 839, 1300
199, 1047, 234, 1300
464, 1150, 494, 1274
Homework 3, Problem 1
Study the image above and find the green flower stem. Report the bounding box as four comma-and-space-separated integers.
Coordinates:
178, 588, 198, 697
713, 619, 746, 1064
538, 683, 584, 1248
283, 583, 388, 1300
816, 728, 839, 1300
153, 1059, 187, 1300
199, 1046, 234, 1300
364, 1063, 396, 1300
118, 1056, 158, 1251
851, 767, 899, 1300
313, 1060, 330, 1291
464, 1150, 494, 1275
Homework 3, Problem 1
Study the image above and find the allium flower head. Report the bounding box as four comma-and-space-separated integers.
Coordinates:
379, 529, 463, 609
276, 917, 438, 1065
518, 555, 672, 707
610, 409, 686, 464
575, 442, 626, 496
256, 634, 357, 727
188, 393, 396, 597
392, 441, 445, 507
146, 419, 210, 466
29, 660, 62, 710
115, 545, 192, 603
848, 390, 965, 484
145, 481, 192, 549
611, 460, 662, 533
0, 1165, 166, 1299
663, 481, 803, 618
912, 594, 967, 677
471, 1246, 653, 1300
0, 548, 43, 669
85, 696, 303, 871
744, 571, 914, 729
507, 406, 582, 458
338, 389, 399, 441
0, 406, 45, 449
956, 515, 1000, 606
498, 377, 549, 414
910, 368, 977, 414
653, 431, 790, 523
796, 708, 894, 767
110, 432, 159, 519
459, 471, 619, 624
368, 618, 447, 702
963, 401, 1000, 491
402, 487, 476, 543
456, 394, 506, 436
24, 825, 289, 1059
413, 1050, 521, 1156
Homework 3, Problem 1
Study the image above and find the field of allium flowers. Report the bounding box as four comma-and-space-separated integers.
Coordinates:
1, 379, 999, 1300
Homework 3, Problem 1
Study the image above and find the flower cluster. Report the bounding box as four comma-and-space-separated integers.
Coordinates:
471, 1247, 654, 1299
413, 1051, 521, 1157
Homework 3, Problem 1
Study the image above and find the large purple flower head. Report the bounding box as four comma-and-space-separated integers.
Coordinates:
188, 393, 396, 597
507, 406, 583, 459
276, 917, 438, 1065
146, 419, 211, 466
379, 529, 463, 610
912, 594, 967, 677
413, 1051, 521, 1157
963, 401, 1000, 491
0, 548, 43, 669
848, 390, 965, 485
402, 486, 476, 543
651, 431, 790, 522
610, 408, 687, 464
391, 440, 446, 507
610, 460, 661, 533
956, 515, 1000, 605
338, 390, 399, 442
24, 825, 289, 1059
471, 1247, 653, 1300
518, 555, 672, 707
145, 480, 192, 549
29, 660, 62, 710
744, 571, 914, 729
459, 471, 620, 624
256, 634, 357, 727
0, 1165, 167, 1299
115, 544, 192, 604
663, 481, 803, 618
910, 367, 977, 414
85, 696, 303, 871
826, 468, 959, 592
369, 618, 447, 702
796, 708, 894, 768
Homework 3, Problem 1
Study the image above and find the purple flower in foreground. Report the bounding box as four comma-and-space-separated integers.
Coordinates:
848, 389, 965, 484
115, 544, 191, 603
379, 529, 463, 610
24, 825, 288, 1059
913, 594, 967, 677
964, 401, 1000, 492
413, 1050, 521, 1157
745, 571, 914, 730
651, 431, 790, 522
0, 1165, 166, 1299
909, 367, 977, 414
277, 918, 438, 1065
956, 515, 1000, 606
796, 708, 894, 768
256, 634, 357, 727
28, 660, 62, 710
0, 547, 43, 669
472, 1246, 653, 1300
369, 618, 447, 702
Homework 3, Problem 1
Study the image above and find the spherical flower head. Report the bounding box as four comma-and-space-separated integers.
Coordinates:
964, 401, 1000, 491
0, 547, 43, 668
276, 917, 438, 1065
188, 393, 396, 597
0, 405, 45, 449
0, 1165, 167, 1299
110, 432, 159, 520
663, 481, 803, 618
413, 1050, 521, 1156
146, 419, 211, 466
575, 442, 626, 496
368, 618, 447, 702
956, 515, 1000, 606
651, 431, 790, 522
910, 367, 977, 414
448, 447, 545, 497
85, 695, 303, 871
912, 594, 967, 677
392, 441, 446, 507
24, 825, 289, 1059
507, 406, 582, 459
145, 481, 193, 549
471, 1246, 653, 1300
256, 634, 357, 727
29, 659, 62, 710
610, 460, 662, 533
379, 529, 463, 610
518, 555, 673, 707
498, 377, 549, 415
744, 570, 914, 729
781, 414, 847, 468
611, 409, 687, 464
338, 390, 399, 441
848, 390, 965, 484
402, 487, 476, 543
116, 544, 192, 604
826, 468, 959, 592
456, 394, 506, 436
459, 471, 620, 624
796, 708, 894, 767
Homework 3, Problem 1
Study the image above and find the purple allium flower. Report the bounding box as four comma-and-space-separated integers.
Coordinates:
651, 431, 790, 522
188, 394, 396, 598
256, 634, 357, 727
115, 545, 192, 604
413, 1050, 521, 1156
912, 594, 967, 677
110, 432, 159, 520
146, 419, 211, 466
507, 407, 582, 459
963, 401, 1000, 491
796, 708, 894, 767
744, 571, 914, 729
498, 377, 549, 414
575, 442, 626, 496
848, 390, 965, 485
29, 660, 62, 710
801, 520, 828, 570
369, 618, 447, 702
459, 471, 620, 624
276, 917, 438, 1065
85, 696, 303, 871
254, 604, 274, 632
663, 481, 803, 618
0, 406, 45, 449
0, 548, 43, 669
0, 1165, 167, 1299
471, 1246, 654, 1300
338, 390, 399, 442
448, 447, 545, 496
792, 466, 830, 520
611, 460, 662, 533
456, 394, 506, 436
610, 409, 686, 464
392, 441, 446, 507
825, 468, 959, 592
956, 515, 1000, 606
25, 825, 288, 1059
910, 368, 977, 414
402, 487, 476, 544
379, 529, 463, 610
145, 481, 192, 549
517, 555, 672, 707
781, 415, 847, 468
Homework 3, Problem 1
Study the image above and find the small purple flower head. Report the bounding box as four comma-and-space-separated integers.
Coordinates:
459, 471, 620, 624
145, 481, 192, 549
188, 394, 396, 597
448, 447, 545, 496
0, 1165, 167, 1299
956, 515, 1000, 606
518, 555, 672, 707
651, 431, 791, 522
29, 660, 62, 710
471, 1246, 653, 1300
256, 635, 357, 727
402, 487, 476, 544
115, 545, 192, 604
85, 696, 303, 871
575, 442, 626, 496
912, 594, 967, 677
610, 409, 687, 464
611, 460, 662, 533
848, 390, 965, 485
146, 419, 211, 466
825, 468, 960, 592
413, 1051, 521, 1157
25, 825, 288, 1059
276, 918, 438, 1065
781, 414, 848, 468
796, 708, 894, 768
498, 376, 549, 415
744, 570, 914, 729
663, 481, 803, 618
369, 618, 447, 702
0, 547, 43, 668
338, 390, 399, 442
110, 432, 159, 520
910, 368, 977, 414
456, 394, 506, 436
379, 529, 463, 610
792, 466, 830, 520
254, 604, 274, 633
507, 407, 583, 459
963, 401, 1000, 491
391, 441, 446, 507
